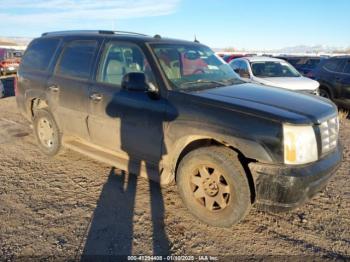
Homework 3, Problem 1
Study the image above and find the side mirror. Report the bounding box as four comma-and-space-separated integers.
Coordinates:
121, 72, 148, 92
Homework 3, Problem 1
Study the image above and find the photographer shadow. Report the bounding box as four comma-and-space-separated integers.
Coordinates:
81, 86, 176, 259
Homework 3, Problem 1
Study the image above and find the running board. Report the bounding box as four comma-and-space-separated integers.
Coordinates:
64, 140, 161, 183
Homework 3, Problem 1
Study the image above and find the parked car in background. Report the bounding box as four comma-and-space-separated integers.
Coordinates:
222, 54, 245, 63
229, 56, 320, 95
0, 48, 23, 76
0, 80, 4, 98
276, 56, 326, 76
311, 56, 350, 108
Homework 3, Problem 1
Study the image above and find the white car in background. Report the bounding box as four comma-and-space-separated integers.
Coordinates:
0, 81, 4, 98
229, 56, 320, 95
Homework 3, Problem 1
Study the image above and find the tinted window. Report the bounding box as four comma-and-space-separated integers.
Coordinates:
323, 59, 343, 72
240, 61, 250, 75
97, 42, 155, 86
284, 58, 300, 66
251, 61, 300, 77
343, 61, 350, 74
306, 58, 320, 67
229, 60, 241, 71
21, 38, 60, 71
57, 40, 98, 80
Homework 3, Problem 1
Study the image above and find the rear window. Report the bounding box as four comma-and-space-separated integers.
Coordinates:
56, 40, 98, 80
21, 38, 60, 71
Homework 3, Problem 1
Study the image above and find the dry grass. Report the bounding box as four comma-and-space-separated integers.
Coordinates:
339, 110, 349, 123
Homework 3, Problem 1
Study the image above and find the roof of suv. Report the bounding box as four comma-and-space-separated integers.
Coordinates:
238, 56, 285, 63
40, 30, 200, 45
330, 55, 350, 59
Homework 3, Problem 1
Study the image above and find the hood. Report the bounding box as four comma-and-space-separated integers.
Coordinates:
253, 76, 319, 91
194, 83, 336, 124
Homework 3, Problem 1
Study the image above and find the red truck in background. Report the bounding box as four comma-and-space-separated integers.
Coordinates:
0, 48, 23, 76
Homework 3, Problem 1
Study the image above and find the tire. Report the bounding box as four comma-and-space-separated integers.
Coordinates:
319, 87, 331, 100
33, 109, 63, 157
177, 146, 251, 227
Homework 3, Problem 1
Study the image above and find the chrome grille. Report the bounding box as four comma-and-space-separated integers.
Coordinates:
320, 116, 339, 154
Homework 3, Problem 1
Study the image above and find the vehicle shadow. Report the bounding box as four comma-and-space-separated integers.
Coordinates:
81, 86, 176, 259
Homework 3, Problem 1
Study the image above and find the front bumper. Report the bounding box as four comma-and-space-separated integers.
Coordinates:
249, 144, 342, 212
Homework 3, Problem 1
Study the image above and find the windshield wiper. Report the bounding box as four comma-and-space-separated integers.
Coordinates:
180, 79, 227, 88
221, 78, 245, 85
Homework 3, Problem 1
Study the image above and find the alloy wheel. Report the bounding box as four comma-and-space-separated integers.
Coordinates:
37, 117, 55, 148
190, 165, 231, 211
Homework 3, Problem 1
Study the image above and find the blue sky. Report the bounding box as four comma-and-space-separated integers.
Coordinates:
1, 0, 349, 49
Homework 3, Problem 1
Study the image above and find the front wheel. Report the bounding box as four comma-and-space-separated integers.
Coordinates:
177, 146, 251, 227
33, 109, 63, 157
319, 88, 331, 99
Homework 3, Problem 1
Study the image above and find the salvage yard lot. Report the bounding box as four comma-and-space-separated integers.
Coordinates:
0, 96, 349, 260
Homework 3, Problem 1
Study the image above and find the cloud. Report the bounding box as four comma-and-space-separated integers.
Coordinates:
0, 0, 180, 34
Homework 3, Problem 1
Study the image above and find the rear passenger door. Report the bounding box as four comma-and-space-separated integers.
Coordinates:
321, 58, 346, 98
47, 39, 101, 140
18, 38, 61, 108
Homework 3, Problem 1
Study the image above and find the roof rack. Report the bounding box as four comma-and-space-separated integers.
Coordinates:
41, 30, 149, 37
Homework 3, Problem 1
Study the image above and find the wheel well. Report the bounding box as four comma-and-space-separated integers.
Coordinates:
30, 98, 48, 118
319, 85, 333, 99
174, 139, 256, 203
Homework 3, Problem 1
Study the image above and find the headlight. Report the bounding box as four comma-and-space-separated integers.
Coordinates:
283, 124, 318, 165
314, 87, 320, 96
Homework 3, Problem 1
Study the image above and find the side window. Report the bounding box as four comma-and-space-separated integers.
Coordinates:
97, 42, 154, 86
21, 38, 60, 71
343, 61, 350, 74
323, 59, 344, 73
229, 60, 241, 72
240, 61, 250, 75
56, 40, 98, 80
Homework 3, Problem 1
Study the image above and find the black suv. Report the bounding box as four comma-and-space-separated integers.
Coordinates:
311, 56, 350, 108
16, 31, 342, 227
275, 56, 325, 76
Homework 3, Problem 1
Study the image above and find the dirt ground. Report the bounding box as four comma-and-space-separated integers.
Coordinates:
0, 95, 349, 261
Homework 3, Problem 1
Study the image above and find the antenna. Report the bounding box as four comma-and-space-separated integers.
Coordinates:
194, 34, 200, 43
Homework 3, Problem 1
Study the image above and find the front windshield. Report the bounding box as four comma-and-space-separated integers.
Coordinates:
151, 44, 243, 91
251, 61, 301, 78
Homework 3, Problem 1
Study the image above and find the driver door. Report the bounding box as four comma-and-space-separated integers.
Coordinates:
87, 41, 166, 164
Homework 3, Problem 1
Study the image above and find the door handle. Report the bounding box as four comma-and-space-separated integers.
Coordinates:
89, 93, 103, 101
48, 85, 60, 92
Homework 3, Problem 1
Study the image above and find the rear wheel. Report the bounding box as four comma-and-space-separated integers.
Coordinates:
177, 146, 251, 227
33, 109, 63, 157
